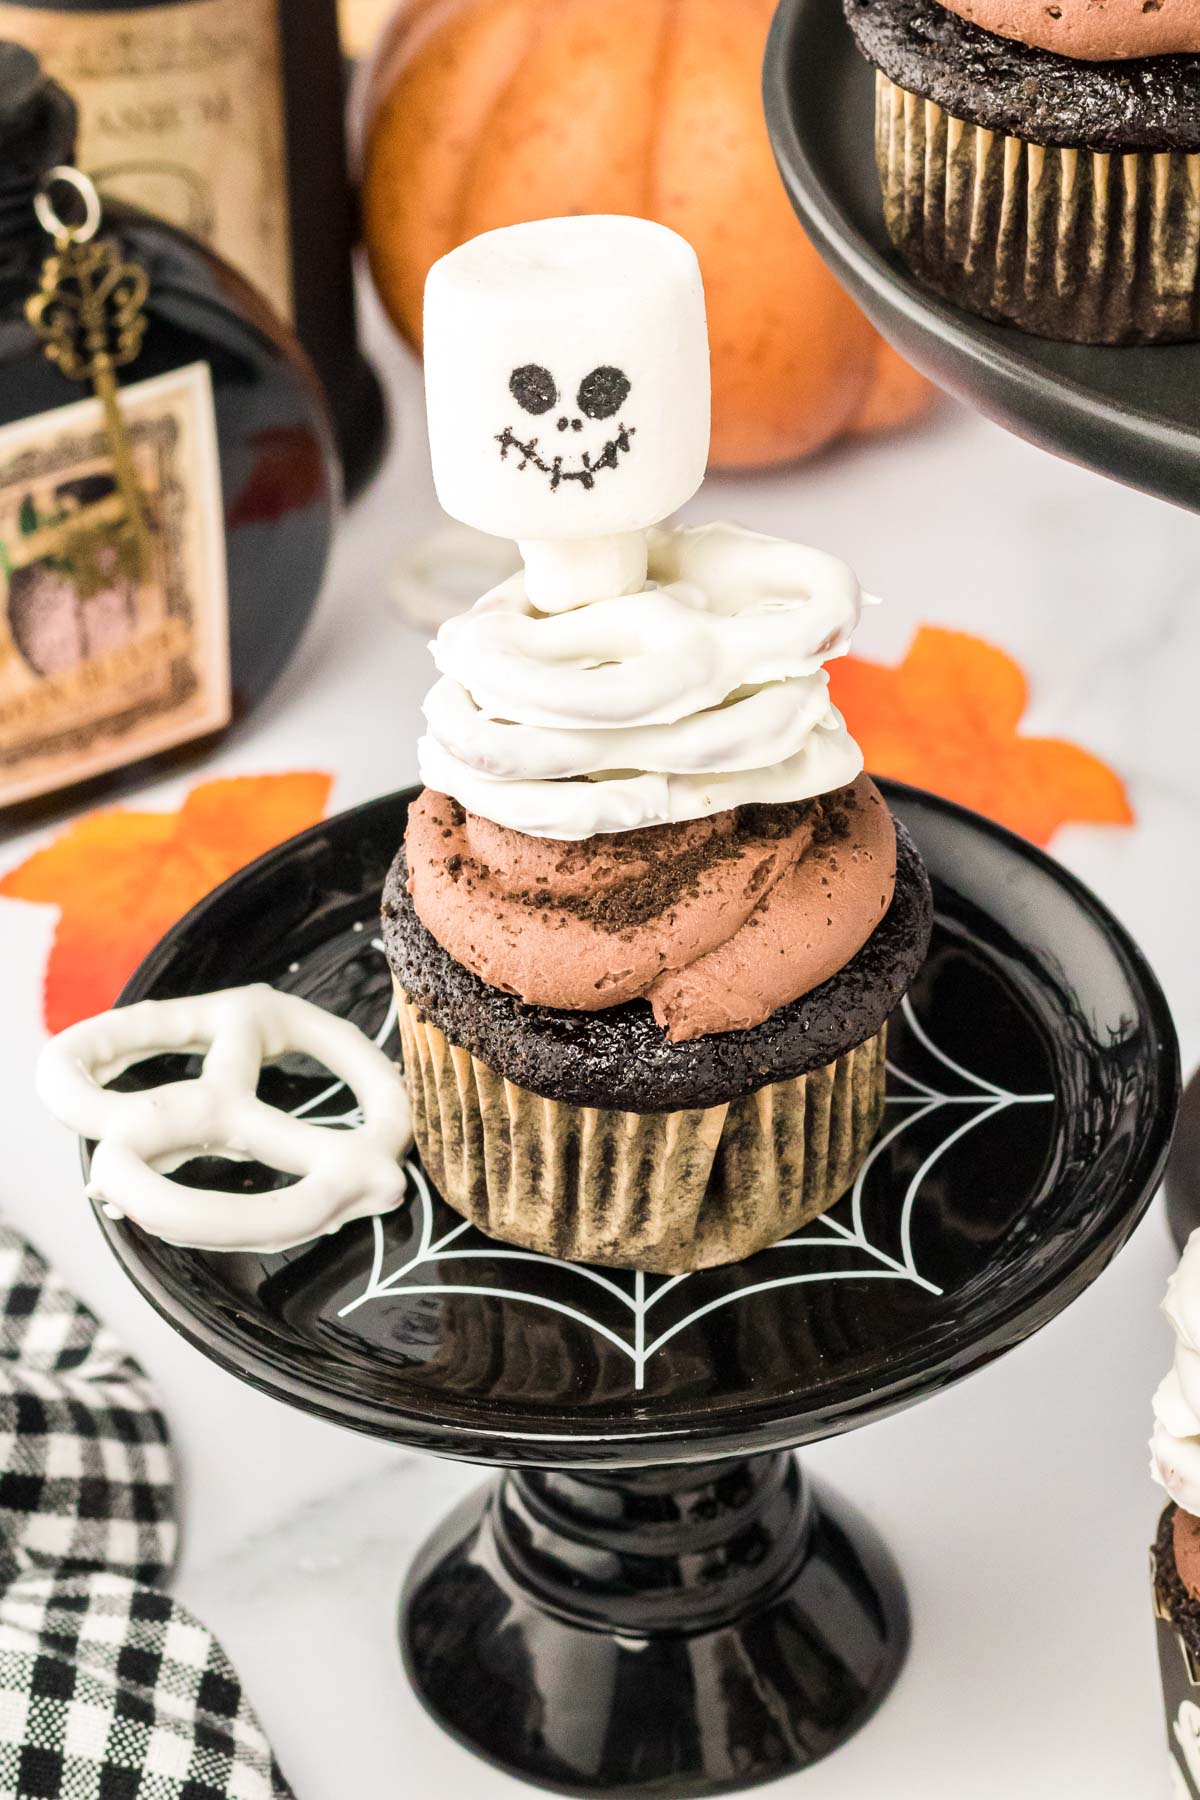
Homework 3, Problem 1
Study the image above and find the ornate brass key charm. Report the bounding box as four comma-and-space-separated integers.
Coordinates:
25, 165, 153, 584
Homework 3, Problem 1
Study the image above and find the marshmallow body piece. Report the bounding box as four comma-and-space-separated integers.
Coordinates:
424, 216, 710, 542
518, 532, 648, 612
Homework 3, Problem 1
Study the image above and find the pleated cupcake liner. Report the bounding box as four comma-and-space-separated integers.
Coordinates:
395, 981, 886, 1273
875, 73, 1200, 343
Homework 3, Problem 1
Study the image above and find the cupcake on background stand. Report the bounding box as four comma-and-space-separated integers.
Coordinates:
1151, 1232, 1200, 1793
384, 214, 933, 1274
844, 0, 1200, 343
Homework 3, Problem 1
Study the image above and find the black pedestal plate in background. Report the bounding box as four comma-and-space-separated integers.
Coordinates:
763, 0, 1200, 1251
85, 785, 1176, 1796
762, 0, 1200, 517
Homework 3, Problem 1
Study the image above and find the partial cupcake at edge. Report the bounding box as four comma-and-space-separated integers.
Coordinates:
384, 214, 933, 1276
1151, 1231, 1200, 1793
843, 0, 1200, 342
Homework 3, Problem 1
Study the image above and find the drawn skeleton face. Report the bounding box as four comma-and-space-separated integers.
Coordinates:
423, 216, 710, 541
499, 361, 635, 492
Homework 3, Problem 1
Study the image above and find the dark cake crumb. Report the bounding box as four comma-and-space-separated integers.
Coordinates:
504, 790, 859, 935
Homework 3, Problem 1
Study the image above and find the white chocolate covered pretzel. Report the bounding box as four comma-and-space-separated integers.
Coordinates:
423, 669, 839, 782
431, 530, 862, 730
418, 716, 862, 840
419, 520, 868, 837
37, 986, 411, 1253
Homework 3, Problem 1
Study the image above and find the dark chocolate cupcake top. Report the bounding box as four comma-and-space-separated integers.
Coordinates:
846, 0, 1200, 150
382, 818, 932, 1113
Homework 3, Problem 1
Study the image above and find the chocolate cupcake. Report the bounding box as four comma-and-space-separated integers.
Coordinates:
387, 216, 932, 1273
1152, 1506, 1200, 1796
386, 779, 929, 1270
845, 0, 1200, 342
1150, 1232, 1200, 1788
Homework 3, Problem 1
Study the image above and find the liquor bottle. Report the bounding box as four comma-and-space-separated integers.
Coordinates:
0, 41, 339, 827
0, 0, 387, 497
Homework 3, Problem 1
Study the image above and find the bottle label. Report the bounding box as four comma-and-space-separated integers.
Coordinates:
0, 361, 231, 809
0, 0, 292, 319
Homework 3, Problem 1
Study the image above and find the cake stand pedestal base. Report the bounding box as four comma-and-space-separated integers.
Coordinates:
401, 1451, 907, 1797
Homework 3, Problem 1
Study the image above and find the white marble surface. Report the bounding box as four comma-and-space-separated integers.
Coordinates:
4, 286, 1200, 1797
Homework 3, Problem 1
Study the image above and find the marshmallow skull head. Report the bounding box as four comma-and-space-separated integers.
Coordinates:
423, 216, 711, 541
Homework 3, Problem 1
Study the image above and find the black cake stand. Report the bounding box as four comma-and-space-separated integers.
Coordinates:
764, 0, 1200, 1245
89, 782, 1176, 1797
762, 0, 1200, 516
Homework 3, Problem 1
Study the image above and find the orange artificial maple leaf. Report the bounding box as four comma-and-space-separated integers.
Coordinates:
1, 772, 332, 1033
829, 626, 1131, 846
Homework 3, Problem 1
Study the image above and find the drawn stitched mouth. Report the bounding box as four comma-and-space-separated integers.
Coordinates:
495, 423, 636, 491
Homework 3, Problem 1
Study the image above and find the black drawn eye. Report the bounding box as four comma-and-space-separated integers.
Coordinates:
577, 366, 631, 420
509, 364, 558, 415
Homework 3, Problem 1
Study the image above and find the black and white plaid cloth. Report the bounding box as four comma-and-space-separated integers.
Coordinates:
0, 1228, 291, 1800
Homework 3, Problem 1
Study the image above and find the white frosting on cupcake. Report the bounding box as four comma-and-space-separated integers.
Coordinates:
1152, 1233, 1200, 1515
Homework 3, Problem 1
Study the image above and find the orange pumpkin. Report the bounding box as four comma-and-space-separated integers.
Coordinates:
360, 0, 931, 469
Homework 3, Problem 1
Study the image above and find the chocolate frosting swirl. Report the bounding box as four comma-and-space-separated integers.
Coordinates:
404, 775, 896, 1044
936, 0, 1200, 60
